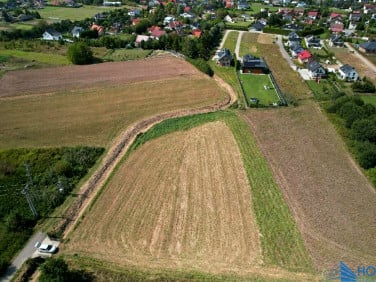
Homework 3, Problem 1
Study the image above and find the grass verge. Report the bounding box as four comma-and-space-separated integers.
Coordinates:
63, 255, 285, 281
223, 30, 239, 52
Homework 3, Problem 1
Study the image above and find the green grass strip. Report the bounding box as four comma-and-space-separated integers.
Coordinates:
225, 112, 313, 272
0, 49, 70, 65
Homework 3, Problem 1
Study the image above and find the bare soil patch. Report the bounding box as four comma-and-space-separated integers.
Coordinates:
257, 33, 274, 45
242, 101, 376, 270
63, 122, 262, 274
0, 56, 200, 97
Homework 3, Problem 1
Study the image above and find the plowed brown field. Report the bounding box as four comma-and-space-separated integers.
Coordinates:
64, 122, 262, 274
0, 56, 199, 97
0, 56, 223, 148
243, 101, 376, 270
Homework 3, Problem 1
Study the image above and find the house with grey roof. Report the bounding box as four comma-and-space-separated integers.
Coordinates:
329, 34, 344, 47
307, 59, 326, 79
217, 48, 233, 66
338, 64, 359, 81
359, 41, 376, 54
43, 29, 62, 41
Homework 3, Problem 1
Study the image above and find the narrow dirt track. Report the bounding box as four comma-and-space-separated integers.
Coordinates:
57, 74, 237, 238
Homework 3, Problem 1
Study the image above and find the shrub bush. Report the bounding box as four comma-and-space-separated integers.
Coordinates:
186, 58, 214, 77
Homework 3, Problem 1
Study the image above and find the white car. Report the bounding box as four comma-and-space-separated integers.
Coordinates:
35, 242, 57, 254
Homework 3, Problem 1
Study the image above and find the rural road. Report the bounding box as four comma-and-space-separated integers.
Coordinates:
1, 232, 46, 282
234, 31, 245, 60
345, 42, 376, 72
219, 29, 230, 49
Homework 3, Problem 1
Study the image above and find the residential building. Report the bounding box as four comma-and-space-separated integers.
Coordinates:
305, 35, 321, 48
329, 34, 344, 47
42, 29, 62, 41
338, 64, 359, 81
307, 59, 326, 79
241, 54, 270, 74
217, 48, 233, 66
72, 26, 84, 38
298, 50, 312, 63
359, 41, 376, 53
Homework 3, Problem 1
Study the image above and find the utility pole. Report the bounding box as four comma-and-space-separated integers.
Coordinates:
23, 162, 38, 217
22, 184, 38, 217
24, 162, 33, 187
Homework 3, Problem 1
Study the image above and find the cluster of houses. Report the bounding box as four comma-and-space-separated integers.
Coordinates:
215, 48, 270, 74
286, 31, 361, 81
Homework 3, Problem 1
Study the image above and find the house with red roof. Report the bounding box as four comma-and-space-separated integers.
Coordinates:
148, 26, 166, 38
192, 29, 202, 38
329, 12, 342, 21
167, 20, 183, 30
298, 50, 312, 64
364, 4, 376, 14
307, 11, 319, 20
132, 18, 141, 25
184, 6, 191, 12
224, 0, 234, 8
90, 24, 104, 36
330, 22, 344, 33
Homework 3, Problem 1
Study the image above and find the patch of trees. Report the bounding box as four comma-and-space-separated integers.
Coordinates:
39, 257, 93, 282
327, 96, 376, 175
0, 147, 103, 276
186, 58, 214, 77
352, 77, 376, 93
67, 42, 94, 64
140, 24, 223, 61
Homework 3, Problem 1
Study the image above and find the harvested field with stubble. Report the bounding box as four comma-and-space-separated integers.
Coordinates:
0, 56, 223, 148
64, 122, 262, 274
243, 101, 376, 270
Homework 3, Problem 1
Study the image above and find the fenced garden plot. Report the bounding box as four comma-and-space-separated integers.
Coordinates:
239, 73, 281, 106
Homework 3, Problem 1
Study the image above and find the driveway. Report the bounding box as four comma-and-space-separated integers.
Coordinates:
1, 232, 60, 282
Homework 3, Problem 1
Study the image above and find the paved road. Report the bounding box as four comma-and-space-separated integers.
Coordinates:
1, 232, 46, 282
345, 42, 376, 73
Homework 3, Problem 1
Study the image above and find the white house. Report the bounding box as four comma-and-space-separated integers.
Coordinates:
71, 26, 84, 38
163, 16, 175, 25
338, 64, 359, 81
42, 29, 62, 41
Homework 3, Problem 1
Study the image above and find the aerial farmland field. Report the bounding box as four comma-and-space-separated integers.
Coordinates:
64, 121, 262, 273
61, 112, 317, 280
243, 101, 376, 270
0, 56, 223, 148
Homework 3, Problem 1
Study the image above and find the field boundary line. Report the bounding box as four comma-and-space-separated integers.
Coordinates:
54, 75, 237, 238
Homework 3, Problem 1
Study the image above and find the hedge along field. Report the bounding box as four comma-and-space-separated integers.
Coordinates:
63, 111, 315, 279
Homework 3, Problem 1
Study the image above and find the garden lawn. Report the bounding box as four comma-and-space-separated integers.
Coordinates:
240, 74, 280, 106
38, 5, 120, 21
